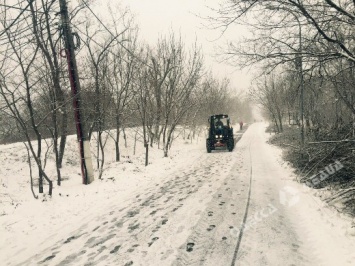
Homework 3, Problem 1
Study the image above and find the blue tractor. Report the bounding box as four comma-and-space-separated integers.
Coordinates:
206, 114, 234, 153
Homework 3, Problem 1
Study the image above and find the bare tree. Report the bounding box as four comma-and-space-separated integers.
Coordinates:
80, 15, 128, 178
133, 48, 152, 166
147, 38, 176, 146
159, 37, 203, 157
212, 0, 355, 64
0, 24, 53, 195
28, 0, 72, 181
106, 26, 138, 162
249, 73, 288, 132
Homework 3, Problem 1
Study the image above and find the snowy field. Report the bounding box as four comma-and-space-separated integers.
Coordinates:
0, 123, 354, 266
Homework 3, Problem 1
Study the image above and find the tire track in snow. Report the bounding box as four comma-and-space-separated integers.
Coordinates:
172, 130, 253, 266
228, 124, 313, 266
230, 138, 253, 266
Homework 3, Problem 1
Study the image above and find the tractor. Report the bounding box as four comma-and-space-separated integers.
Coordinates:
206, 114, 235, 153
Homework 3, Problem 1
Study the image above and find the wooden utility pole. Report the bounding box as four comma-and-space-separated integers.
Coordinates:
59, 0, 94, 184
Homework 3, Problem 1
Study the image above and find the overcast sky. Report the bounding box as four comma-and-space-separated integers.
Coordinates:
93, 0, 252, 93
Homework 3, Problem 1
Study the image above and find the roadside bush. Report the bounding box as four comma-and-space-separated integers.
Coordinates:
267, 124, 355, 217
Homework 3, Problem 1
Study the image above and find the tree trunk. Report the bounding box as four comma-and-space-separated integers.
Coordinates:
278, 114, 283, 132
53, 136, 61, 186
123, 128, 127, 148
115, 139, 120, 162
58, 110, 68, 168
98, 131, 105, 179
145, 143, 149, 166
97, 131, 100, 170
24, 143, 38, 199
115, 115, 121, 162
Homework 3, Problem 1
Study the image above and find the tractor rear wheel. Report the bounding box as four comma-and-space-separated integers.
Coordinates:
227, 138, 234, 152
206, 139, 212, 153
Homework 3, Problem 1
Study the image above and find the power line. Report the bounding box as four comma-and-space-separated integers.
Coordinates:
0, 2, 47, 14
80, 0, 152, 69
71, 23, 138, 66
0, 0, 60, 45
0, 20, 35, 44
0, 0, 34, 38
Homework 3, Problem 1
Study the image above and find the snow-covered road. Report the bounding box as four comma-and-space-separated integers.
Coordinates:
2, 123, 354, 266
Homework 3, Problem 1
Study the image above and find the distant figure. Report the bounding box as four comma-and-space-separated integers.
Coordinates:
215, 118, 224, 135
239, 121, 243, 130
215, 117, 223, 127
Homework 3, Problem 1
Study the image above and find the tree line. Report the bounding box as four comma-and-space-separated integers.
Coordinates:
212, 0, 354, 134
212, 0, 355, 209
0, 1, 252, 196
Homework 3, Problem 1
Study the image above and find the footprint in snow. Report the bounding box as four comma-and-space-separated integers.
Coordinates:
148, 237, 159, 247
186, 242, 195, 252
92, 226, 100, 232
110, 245, 121, 254
208, 211, 213, 216
207, 225, 216, 231
64, 236, 76, 244
40, 254, 56, 263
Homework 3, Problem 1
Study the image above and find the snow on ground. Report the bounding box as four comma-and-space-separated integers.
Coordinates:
234, 123, 355, 266
0, 127, 209, 265
0, 123, 354, 266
